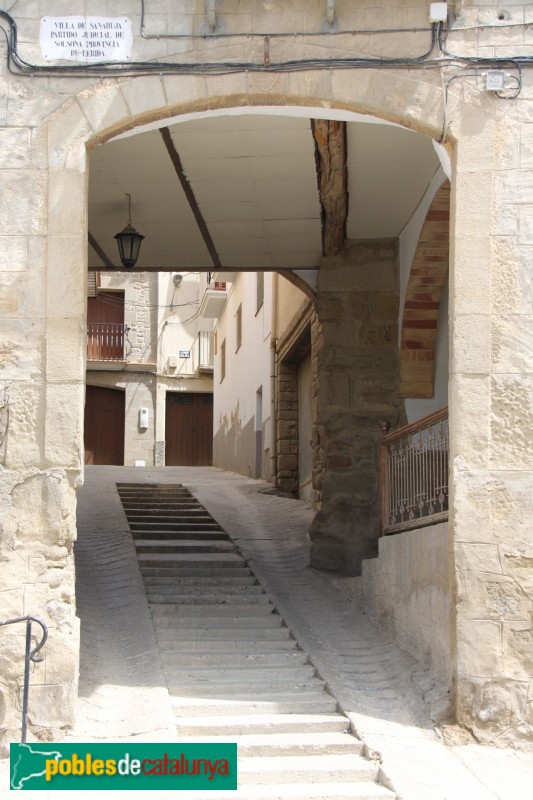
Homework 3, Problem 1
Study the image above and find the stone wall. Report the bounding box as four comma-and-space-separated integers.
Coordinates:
310, 240, 407, 575
276, 360, 299, 495
127, 277, 157, 365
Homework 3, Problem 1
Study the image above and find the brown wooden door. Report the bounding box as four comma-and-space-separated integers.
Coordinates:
165, 393, 213, 466
84, 385, 125, 465
87, 291, 125, 360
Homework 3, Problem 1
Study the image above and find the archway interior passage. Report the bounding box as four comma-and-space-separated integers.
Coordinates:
88, 109, 445, 291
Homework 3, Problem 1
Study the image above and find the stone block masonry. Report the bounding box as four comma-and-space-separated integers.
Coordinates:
310, 240, 407, 575
276, 361, 299, 495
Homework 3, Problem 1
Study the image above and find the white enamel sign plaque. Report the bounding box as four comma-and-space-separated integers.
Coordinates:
40, 17, 132, 62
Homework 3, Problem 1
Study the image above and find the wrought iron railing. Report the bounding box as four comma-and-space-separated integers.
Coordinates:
87, 322, 125, 361
0, 616, 48, 742
380, 408, 449, 535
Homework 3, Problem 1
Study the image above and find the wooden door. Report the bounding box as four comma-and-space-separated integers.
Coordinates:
87, 291, 125, 360
84, 385, 125, 465
165, 393, 213, 466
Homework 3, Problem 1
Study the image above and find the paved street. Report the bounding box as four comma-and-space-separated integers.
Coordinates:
2, 466, 532, 798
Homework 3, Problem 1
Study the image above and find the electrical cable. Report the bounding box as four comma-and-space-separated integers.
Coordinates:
0, 9, 532, 83
0, 9, 445, 77
90, 293, 200, 312
439, 71, 481, 144
437, 20, 533, 65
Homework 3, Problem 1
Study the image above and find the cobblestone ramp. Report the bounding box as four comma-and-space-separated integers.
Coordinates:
117, 482, 396, 800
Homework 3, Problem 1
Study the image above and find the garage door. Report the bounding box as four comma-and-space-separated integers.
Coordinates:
165, 392, 213, 466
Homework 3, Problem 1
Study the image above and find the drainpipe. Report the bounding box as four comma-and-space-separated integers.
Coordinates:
270, 272, 279, 483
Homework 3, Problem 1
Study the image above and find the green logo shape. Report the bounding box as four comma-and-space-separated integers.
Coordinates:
10, 743, 237, 791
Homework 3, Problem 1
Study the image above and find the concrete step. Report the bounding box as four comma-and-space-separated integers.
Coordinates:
177, 731, 362, 757
150, 605, 277, 619
237, 754, 378, 784
130, 521, 222, 531
134, 540, 235, 553
145, 580, 263, 592
161, 651, 307, 667
152, 616, 284, 631
169, 677, 326, 695
148, 592, 268, 605
160, 640, 298, 655
157, 628, 293, 643
164, 664, 317, 683
133, 530, 229, 541
129, 516, 220, 526
122, 510, 215, 522
175, 713, 350, 736
119, 493, 193, 500
141, 566, 253, 578
171, 694, 338, 715
142, 575, 258, 587
211, 782, 395, 800
138, 553, 245, 567
116, 483, 185, 490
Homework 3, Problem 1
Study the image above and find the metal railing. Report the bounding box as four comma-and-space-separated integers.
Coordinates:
0, 616, 48, 742
380, 407, 449, 535
191, 330, 214, 373
87, 322, 125, 361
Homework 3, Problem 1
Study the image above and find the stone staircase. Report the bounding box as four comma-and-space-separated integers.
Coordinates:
116, 482, 396, 800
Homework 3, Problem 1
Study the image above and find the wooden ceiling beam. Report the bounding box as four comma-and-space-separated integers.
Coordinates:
312, 119, 348, 257
159, 126, 222, 270
88, 231, 114, 268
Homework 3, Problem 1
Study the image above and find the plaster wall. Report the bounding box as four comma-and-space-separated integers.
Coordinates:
277, 277, 314, 345
213, 273, 272, 477
157, 271, 212, 378
0, 0, 531, 751
360, 523, 452, 693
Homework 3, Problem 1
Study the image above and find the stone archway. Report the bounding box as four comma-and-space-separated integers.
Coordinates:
7, 57, 526, 749
0, 71, 445, 746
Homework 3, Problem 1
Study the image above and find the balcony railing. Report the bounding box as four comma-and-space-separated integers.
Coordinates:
87, 323, 125, 361
380, 407, 449, 535
191, 330, 214, 373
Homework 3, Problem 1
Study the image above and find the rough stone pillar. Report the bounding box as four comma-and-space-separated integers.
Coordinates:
309, 240, 406, 575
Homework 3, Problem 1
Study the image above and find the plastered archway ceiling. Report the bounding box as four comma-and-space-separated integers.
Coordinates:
88, 111, 441, 290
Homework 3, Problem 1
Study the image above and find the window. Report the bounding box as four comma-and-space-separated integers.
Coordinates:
256, 272, 264, 313
235, 304, 242, 352
220, 338, 226, 382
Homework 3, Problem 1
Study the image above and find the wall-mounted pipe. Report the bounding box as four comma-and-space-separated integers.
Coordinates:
270, 272, 279, 483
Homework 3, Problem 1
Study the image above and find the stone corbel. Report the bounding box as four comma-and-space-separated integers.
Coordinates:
327, 0, 335, 26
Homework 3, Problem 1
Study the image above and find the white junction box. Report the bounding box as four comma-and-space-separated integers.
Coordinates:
429, 3, 448, 23
485, 71, 506, 91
